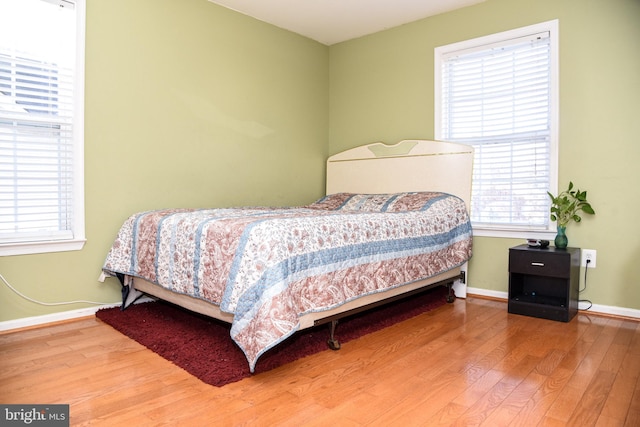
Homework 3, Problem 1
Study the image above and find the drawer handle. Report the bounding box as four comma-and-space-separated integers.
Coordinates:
531, 262, 545, 267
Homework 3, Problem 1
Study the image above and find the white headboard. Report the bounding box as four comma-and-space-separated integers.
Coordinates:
326, 140, 474, 211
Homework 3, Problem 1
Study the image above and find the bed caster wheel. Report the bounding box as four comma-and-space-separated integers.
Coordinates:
327, 339, 341, 350
446, 294, 455, 303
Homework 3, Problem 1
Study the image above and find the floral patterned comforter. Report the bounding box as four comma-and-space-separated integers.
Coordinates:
102, 192, 472, 372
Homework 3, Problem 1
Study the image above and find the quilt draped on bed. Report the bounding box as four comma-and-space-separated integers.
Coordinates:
102, 192, 472, 372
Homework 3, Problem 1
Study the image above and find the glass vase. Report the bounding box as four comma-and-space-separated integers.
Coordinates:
554, 225, 568, 249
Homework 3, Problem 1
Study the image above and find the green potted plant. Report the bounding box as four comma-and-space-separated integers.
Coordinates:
547, 182, 595, 249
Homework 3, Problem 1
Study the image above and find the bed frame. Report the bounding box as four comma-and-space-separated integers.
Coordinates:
126, 139, 474, 350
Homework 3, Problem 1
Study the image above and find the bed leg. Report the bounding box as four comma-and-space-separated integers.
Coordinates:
446, 282, 456, 303
116, 273, 145, 310
327, 320, 341, 350
115, 273, 130, 310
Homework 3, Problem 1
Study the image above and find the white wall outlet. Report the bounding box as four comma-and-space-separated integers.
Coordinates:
581, 249, 597, 268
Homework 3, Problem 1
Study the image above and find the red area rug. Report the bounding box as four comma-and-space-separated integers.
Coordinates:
96, 286, 448, 387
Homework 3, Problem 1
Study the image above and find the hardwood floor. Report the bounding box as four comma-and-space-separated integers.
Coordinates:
1, 296, 639, 426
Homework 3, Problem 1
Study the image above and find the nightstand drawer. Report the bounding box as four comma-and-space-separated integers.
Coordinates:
509, 249, 570, 278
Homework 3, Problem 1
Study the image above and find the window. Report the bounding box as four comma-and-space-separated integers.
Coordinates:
0, 0, 85, 255
435, 20, 558, 238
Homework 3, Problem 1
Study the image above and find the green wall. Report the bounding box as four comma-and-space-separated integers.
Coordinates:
329, 0, 640, 310
2, 0, 639, 324
0, 0, 329, 322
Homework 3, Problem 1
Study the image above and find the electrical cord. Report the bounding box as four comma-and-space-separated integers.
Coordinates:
579, 259, 593, 310
1, 272, 112, 306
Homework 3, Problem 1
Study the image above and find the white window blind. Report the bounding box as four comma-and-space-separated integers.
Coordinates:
0, 0, 85, 254
436, 22, 558, 237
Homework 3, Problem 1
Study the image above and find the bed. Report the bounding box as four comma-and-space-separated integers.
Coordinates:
100, 139, 474, 372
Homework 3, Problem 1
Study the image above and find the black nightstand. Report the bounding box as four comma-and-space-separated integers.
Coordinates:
508, 244, 580, 322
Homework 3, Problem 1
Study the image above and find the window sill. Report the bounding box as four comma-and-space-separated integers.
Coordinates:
472, 227, 556, 240
0, 239, 87, 256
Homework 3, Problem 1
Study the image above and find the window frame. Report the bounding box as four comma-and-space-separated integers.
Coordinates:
434, 20, 559, 240
0, 0, 86, 256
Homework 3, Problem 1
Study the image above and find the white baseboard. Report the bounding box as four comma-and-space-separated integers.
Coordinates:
2, 289, 637, 333
467, 287, 640, 320
467, 287, 509, 301
0, 297, 154, 333
0, 304, 117, 332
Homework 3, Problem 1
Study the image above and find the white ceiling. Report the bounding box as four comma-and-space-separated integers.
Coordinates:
208, 0, 485, 45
